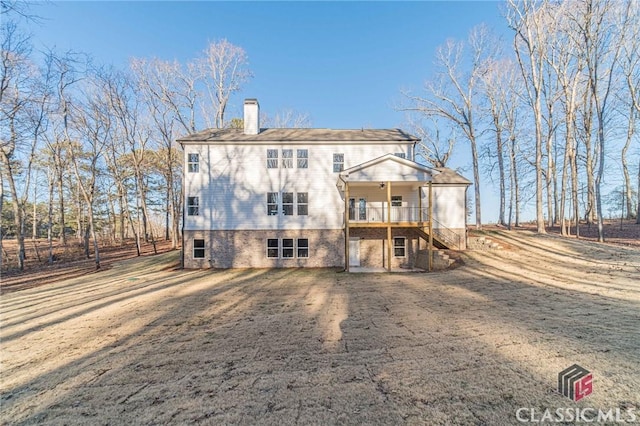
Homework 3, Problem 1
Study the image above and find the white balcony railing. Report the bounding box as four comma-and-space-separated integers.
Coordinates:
348, 206, 429, 223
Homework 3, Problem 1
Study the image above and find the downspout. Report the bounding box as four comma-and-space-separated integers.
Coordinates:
338, 175, 349, 272
180, 142, 185, 269
386, 181, 392, 272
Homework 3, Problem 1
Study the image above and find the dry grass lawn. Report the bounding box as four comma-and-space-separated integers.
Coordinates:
1, 230, 639, 425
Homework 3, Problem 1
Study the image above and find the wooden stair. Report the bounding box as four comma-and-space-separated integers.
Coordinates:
414, 227, 449, 249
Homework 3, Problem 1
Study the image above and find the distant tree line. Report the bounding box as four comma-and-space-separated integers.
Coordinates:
0, 2, 314, 272
402, 0, 640, 240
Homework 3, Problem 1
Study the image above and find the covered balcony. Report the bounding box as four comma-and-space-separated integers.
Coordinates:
336, 154, 439, 272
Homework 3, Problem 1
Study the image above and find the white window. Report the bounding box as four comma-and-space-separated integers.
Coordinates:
391, 196, 402, 207
394, 152, 406, 159
394, 237, 406, 257
193, 239, 205, 258
333, 153, 344, 172
188, 153, 199, 173
268, 191, 307, 216
187, 196, 199, 216
282, 149, 294, 168
297, 149, 308, 168
266, 238, 309, 258
297, 238, 309, 258
297, 192, 308, 216
282, 238, 294, 258
267, 149, 278, 168
282, 192, 294, 215
267, 192, 279, 215
267, 239, 279, 258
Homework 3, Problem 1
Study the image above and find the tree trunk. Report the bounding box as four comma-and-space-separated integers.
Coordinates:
571, 149, 580, 238
0, 169, 4, 271
534, 100, 546, 233
583, 99, 596, 224
57, 157, 67, 246
594, 109, 605, 243
510, 136, 521, 228
47, 168, 55, 264
559, 134, 571, 236
0, 150, 25, 270
87, 204, 100, 269
470, 137, 482, 230
32, 178, 37, 239
636, 156, 639, 224
621, 104, 634, 219
493, 113, 506, 226
84, 224, 90, 259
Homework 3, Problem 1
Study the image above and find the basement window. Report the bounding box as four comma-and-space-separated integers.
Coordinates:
297, 238, 309, 258
267, 239, 279, 258
282, 239, 294, 258
193, 239, 205, 258
394, 237, 406, 258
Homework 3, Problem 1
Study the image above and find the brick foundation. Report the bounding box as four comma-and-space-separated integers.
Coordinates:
184, 226, 466, 269
184, 229, 344, 269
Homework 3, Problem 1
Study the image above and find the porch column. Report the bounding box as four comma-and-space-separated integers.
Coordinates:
387, 181, 392, 272
418, 186, 423, 225
345, 182, 350, 272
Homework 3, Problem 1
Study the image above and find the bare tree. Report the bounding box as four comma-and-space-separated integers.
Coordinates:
637, 157, 640, 223
0, 20, 39, 270
580, 0, 631, 241
261, 109, 312, 128
507, 0, 559, 234
104, 68, 157, 254
130, 58, 194, 249
619, 1, 640, 220
402, 25, 494, 229
196, 39, 252, 129
481, 57, 519, 226
407, 115, 455, 168
66, 71, 111, 269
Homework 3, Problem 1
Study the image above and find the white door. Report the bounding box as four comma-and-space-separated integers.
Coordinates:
349, 238, 360, 267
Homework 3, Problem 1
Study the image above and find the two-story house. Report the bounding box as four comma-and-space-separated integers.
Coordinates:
178, 99, 470, 271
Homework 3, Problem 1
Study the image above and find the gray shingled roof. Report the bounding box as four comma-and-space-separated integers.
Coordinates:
177, 128, 419, 143
432, 167, 472, 185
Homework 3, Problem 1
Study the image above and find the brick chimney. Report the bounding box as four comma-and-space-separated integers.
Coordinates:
243, 99, 260, 135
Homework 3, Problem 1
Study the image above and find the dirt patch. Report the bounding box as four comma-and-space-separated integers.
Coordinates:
1, 231, 639, 424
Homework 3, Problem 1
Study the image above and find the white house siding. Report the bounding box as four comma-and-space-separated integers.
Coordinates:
430, 185, 467, 229
183, 142, 414, 232
423, 185, 468, 249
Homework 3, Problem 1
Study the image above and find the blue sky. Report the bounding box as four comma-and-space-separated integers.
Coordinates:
26, 1, 507, 128
24, 1, 516, 222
